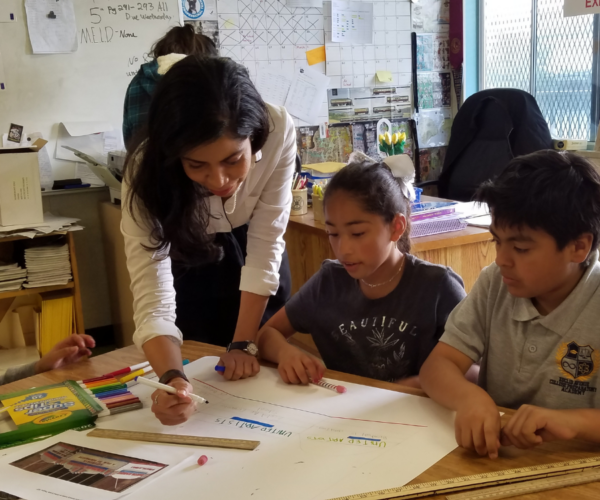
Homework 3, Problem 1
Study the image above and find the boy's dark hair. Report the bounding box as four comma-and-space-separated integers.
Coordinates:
323, 161, 412, 253
152, 25, 218, 59
475, 150, 600, 264
125, 56, 270, 267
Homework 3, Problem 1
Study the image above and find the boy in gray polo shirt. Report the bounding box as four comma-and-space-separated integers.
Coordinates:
420, 150, 600, 459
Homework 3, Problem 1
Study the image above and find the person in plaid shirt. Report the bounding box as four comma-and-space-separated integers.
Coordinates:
122, 25, 217, 149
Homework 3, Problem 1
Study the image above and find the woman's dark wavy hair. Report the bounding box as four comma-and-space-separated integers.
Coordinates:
323, 161, 412, 253
124, 56, 270, 266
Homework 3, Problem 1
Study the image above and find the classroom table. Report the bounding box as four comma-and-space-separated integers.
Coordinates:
284, 200, 496, 295
2, 341, 599, 500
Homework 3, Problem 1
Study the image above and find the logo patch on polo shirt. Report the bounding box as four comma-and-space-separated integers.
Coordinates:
549, 341, 599, 396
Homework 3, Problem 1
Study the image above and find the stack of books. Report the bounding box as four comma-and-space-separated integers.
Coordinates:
24, 244, 72, 288
0, 262, 27, 292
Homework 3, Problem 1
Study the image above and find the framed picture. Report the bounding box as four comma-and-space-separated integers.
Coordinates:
7, 123, 23, 143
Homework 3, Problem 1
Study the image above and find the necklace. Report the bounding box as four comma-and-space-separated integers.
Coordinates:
225, 191, 237, 215
360, 255, 406, 288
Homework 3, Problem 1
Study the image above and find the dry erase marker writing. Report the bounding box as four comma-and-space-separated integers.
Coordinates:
312, 379, 347, 394
135, 376, 209, 404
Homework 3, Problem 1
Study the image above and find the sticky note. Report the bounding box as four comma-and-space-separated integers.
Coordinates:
306, 46, 326, 66
376, 70, 393, 83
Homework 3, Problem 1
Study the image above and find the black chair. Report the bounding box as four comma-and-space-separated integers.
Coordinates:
417, 89, 553, 201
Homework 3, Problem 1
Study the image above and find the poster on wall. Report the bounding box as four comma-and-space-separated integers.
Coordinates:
182, 0, 217, 21
416, 34, 450, 72
417, 72, 451, 109
412, 0, 449, 32
327, 86, 412, 124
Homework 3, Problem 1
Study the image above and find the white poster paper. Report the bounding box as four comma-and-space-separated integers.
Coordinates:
24, 0, 78, 54
285, 66, 331, 124
97, 356, 458, 500
564, 0, 600, 17
331, 0, 374, 44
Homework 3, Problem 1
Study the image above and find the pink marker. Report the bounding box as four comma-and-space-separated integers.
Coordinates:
198, 455, 208, 466
313, 379, 347, 394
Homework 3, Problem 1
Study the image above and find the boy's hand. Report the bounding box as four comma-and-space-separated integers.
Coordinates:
501, 405, 578, 449
455, 392, 501, 459
278, 345, 325, 385
35, 334, 95, 374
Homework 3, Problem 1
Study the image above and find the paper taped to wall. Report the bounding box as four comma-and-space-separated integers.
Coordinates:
24, 0, 78, 54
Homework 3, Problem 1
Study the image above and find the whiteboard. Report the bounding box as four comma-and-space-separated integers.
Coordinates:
0, 0, 182, 178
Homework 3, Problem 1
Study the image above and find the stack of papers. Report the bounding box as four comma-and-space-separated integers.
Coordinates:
0, 213, 83, 239
0, 262, 27, 291
24, 244, 72, 288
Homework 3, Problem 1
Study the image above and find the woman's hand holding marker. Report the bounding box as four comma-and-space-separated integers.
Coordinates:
149, 377, 197, 426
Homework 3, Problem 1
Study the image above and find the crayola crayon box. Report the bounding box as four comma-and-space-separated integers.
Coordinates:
0, 380, 104, 449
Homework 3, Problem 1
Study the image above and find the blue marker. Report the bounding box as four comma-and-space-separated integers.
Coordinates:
215, 365, 225, 373
183, 359, 190, 366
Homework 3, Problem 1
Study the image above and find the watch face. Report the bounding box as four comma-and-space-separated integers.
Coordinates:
246, 342, 259, 356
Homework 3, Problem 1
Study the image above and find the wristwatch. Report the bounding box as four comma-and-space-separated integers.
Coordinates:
158, 369, 189, 385
227, 340, 259, 357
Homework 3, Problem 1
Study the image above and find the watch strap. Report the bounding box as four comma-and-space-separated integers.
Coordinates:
227, 341, 251, 352
158, 369, 189, 385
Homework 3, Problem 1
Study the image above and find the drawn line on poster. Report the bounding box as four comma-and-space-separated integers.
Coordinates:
347, 436, 380, 441
192, 378, 428, 427
230, 417, 274, 427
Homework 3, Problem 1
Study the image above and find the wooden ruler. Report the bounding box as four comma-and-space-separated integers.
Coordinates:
447, 469, 600, 500
87, 428, 259, 451
327, 456, 600, 500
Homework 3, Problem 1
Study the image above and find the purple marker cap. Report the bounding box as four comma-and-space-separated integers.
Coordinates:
214, 365, 225, 373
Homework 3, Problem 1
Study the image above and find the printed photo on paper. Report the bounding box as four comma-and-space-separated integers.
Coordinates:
10, 442, 167, 493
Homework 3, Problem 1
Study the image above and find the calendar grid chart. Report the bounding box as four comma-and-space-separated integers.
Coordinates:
323, 0, 412, 89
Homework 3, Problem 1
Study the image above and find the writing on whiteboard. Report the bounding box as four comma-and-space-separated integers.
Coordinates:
81, 1, 174, 45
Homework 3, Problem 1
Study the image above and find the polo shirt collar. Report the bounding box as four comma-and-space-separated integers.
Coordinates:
511, 250, 600, 335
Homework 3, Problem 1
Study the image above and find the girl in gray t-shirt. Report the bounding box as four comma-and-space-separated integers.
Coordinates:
256, 161, 465, 386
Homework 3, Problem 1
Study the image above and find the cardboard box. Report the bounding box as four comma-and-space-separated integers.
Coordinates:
0, 139, 45, 226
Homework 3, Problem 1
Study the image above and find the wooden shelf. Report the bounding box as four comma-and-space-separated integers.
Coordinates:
0, 231, 84, 333
0, 281, 74, 301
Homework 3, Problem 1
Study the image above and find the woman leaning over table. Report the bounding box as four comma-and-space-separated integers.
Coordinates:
122, 56, 296, 425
